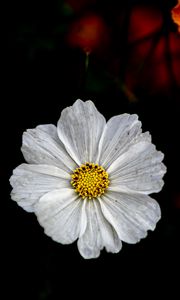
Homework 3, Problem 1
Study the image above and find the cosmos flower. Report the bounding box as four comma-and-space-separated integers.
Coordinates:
10, 100, 166, 259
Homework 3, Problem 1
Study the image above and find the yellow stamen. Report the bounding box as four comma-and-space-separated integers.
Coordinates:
71, 163, 110, 199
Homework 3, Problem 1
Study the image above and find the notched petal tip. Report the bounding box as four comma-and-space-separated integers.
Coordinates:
77, 240, 101, 259
65, 99, 96, 112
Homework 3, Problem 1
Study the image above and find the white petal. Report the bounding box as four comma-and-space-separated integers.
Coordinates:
10, 164, 70, 212
94, 200, 122, 253
57, 99, 106, 165
35, 189, 87, 244
99, 191, 161, 244
108, 139, 166, 194
77, 199, 122, 259
77, 199, 102, 259
98, 114, 142, 168
22, 124, 76, 172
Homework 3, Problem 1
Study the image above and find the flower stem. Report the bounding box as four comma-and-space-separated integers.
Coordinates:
85, 52, 90, 71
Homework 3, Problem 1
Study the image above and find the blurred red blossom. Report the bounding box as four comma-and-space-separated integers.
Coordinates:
171, 0, 180, 33
67, 13, 109, 54
124, 6, 180, 95
128, 6, 163, 42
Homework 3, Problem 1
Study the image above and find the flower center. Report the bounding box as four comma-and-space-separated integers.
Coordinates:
71, 163, 110, 199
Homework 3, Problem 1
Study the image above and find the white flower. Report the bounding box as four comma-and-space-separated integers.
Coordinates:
10, 99, 166, 259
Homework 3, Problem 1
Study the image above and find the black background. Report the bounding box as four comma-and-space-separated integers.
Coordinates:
4, 0, 180, 298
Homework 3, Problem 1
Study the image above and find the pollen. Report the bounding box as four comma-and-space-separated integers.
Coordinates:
71, 163, 110, 199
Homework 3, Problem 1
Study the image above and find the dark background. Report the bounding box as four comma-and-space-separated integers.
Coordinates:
4, 0, 180, 298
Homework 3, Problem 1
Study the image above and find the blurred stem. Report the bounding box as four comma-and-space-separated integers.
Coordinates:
85, 52, 90, 71
110, 73, 138, 103
80, 51, 90, 95
120, 83, 138, 103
